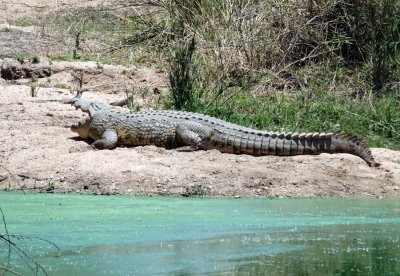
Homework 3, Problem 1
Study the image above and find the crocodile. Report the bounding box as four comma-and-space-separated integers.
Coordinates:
66, 98, 380, 167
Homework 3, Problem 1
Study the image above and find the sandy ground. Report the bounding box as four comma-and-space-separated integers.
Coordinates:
0, 1, 399, 198
0, 58, 399, 198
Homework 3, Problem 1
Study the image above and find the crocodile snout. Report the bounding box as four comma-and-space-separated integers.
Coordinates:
71, 118, 91, 139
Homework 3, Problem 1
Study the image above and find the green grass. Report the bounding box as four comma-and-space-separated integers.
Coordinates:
54, 83, 70, 90
16, 54, 25, 64
196, 91, 400, 150
31, 55, 40, 63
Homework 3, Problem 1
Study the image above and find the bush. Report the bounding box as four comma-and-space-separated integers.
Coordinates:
154, 0, 399, 92
168, 37, 197, 111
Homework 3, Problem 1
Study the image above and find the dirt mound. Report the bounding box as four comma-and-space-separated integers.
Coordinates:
0, 59, 399, 197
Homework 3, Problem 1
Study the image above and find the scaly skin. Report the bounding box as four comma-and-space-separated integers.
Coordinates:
66, 98, 380, 167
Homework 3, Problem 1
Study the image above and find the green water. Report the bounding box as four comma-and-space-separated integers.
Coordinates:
0, 192, 399, 275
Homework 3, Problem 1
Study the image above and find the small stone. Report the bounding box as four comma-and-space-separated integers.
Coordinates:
394, 186, 399, 191
0, 174, 8, 182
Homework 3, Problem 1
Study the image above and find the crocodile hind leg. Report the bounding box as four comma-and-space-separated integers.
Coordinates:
92, 129, 118, 149
175, 122, 214, 151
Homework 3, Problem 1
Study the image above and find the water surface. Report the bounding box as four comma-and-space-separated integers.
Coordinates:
0, 192, 399, 275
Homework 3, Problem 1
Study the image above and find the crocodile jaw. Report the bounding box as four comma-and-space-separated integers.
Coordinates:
71, 117, 91, 139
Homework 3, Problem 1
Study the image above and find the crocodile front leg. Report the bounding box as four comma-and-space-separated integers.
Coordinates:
92, 129, 118, 149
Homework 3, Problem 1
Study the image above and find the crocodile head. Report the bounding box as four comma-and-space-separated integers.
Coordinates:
71, 117, 91, 139
67, 97, 110, 140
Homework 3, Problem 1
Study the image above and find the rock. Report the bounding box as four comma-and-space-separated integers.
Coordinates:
0, 174, 8, 182
1, 58, 51, 80
1, 59, 24, 79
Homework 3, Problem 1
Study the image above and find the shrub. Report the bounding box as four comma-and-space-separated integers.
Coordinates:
168, 37, 197, 110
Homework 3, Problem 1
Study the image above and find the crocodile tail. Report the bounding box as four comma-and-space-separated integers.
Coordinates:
213, 129, 379, 166
329, 132, 380, 167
